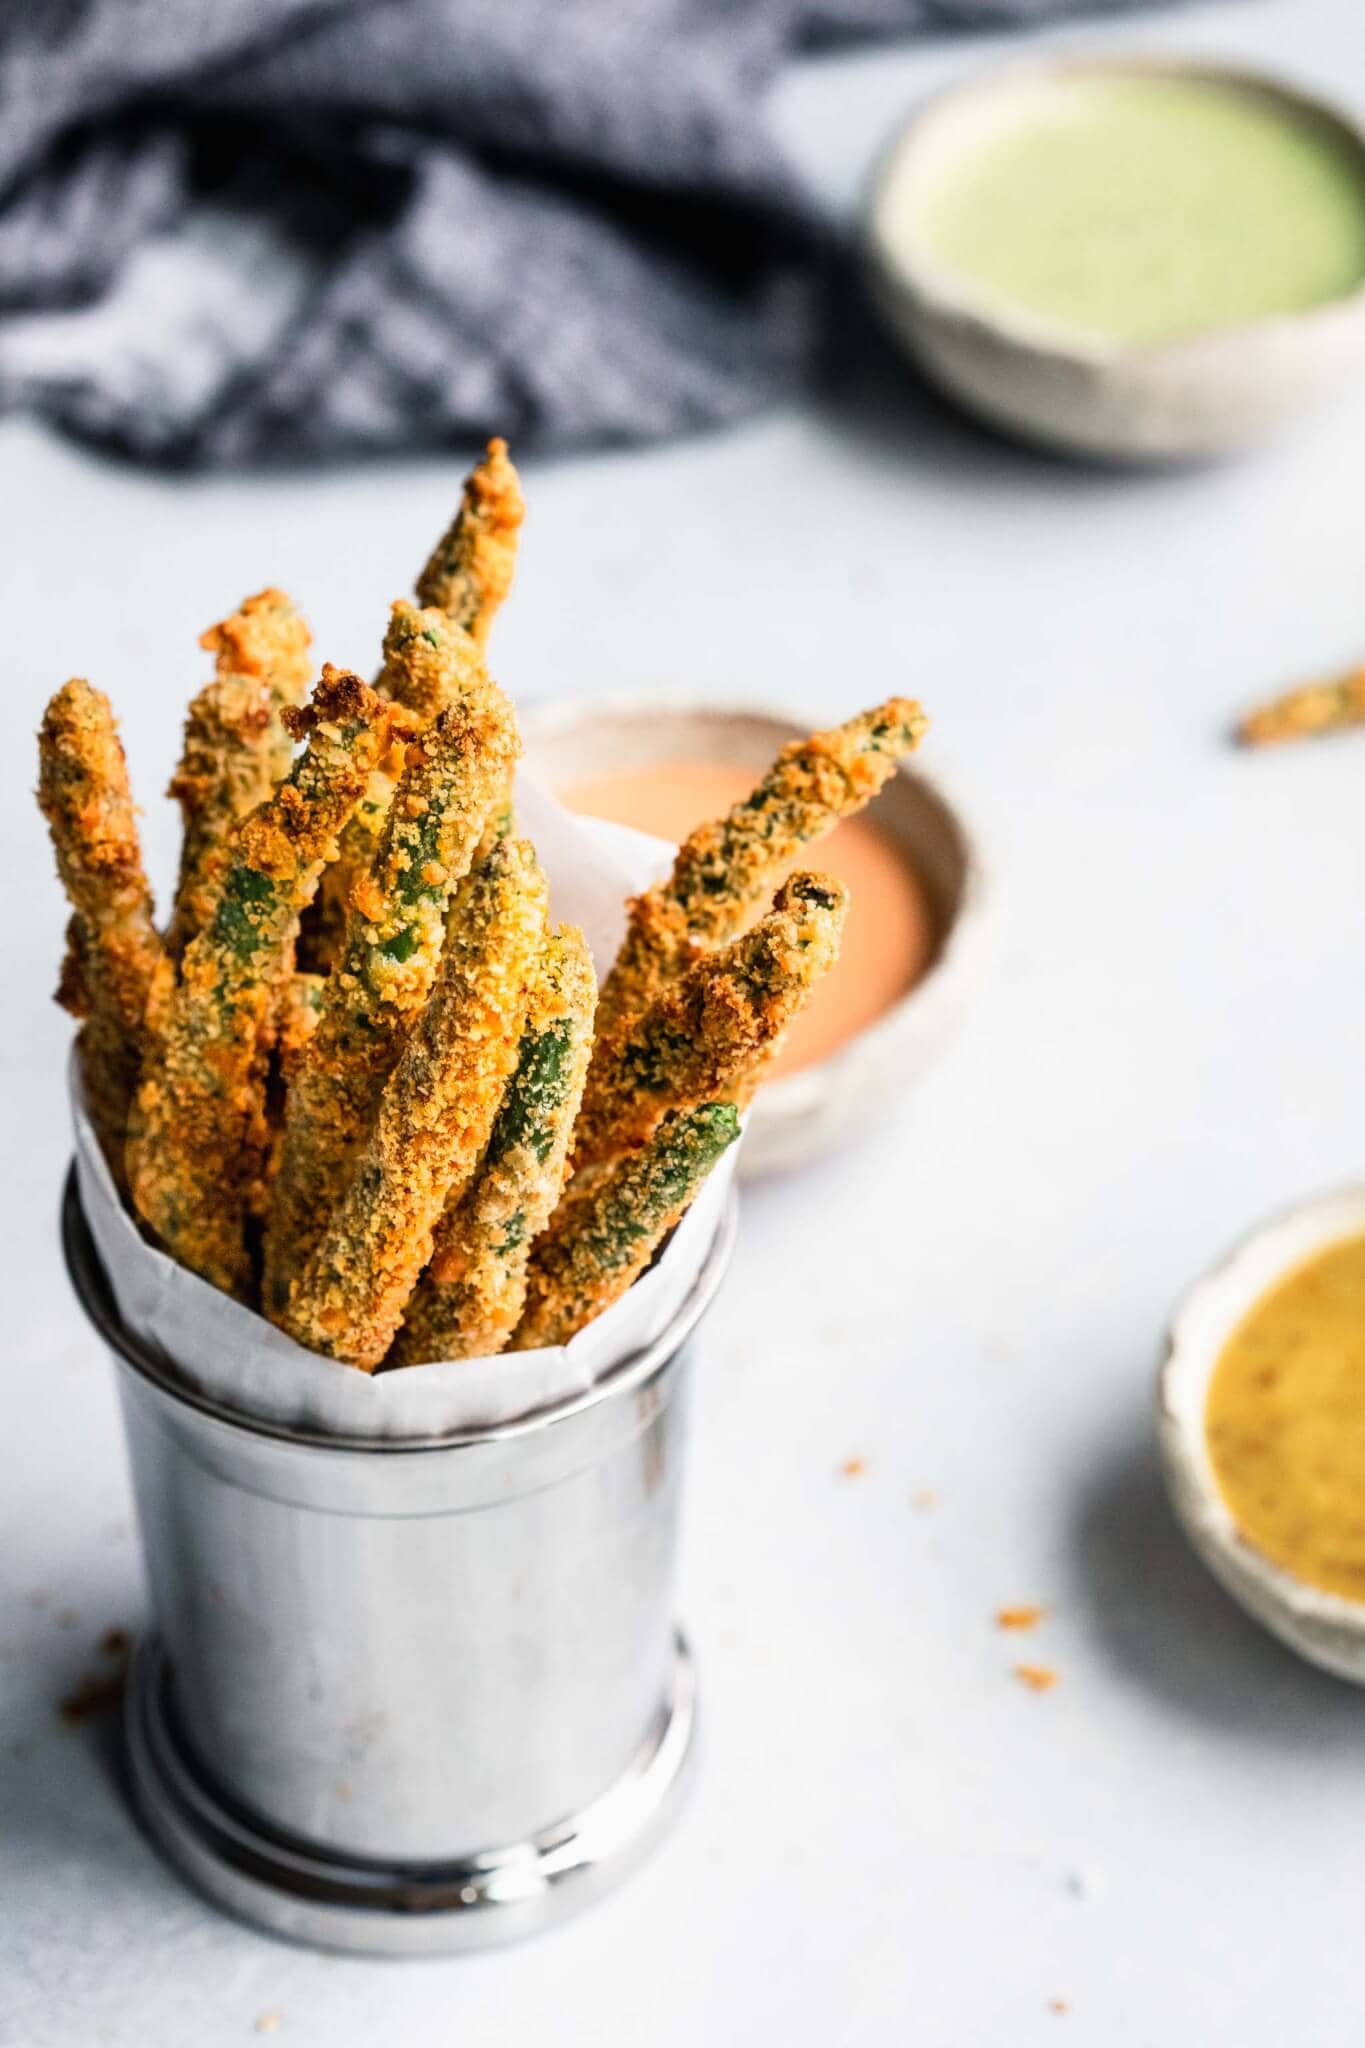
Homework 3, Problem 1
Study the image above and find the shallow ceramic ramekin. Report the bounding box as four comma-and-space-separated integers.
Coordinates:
1158, 1185, 1365, 1683
863, 55, 1365, 462
520, 697, 990, 1179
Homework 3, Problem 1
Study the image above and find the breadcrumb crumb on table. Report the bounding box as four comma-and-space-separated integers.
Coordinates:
839, 1456, 867, 1479
1014, 1663, 1058, 1693
996, 1604, 1047, 1631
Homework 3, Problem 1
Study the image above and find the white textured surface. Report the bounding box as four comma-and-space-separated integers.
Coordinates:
6, 2, 1365, 2040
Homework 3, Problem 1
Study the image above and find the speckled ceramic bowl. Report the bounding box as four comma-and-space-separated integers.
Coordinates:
863, 55, 1365, 462
1158, 1186, 1365, 1683
520, 697, 990, 1179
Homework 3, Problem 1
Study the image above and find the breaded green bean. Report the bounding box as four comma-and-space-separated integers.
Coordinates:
38, 679, 165, 1172
277, 971, 325, 1084
200, 585, 313, 784
280, 838, 548, 1369
592, 698, 927, 1052
305, 600, 497, 972
415, 438, 525, 647
573, 872, 846, 1174
1239, 665, 1365, 747
513, 1104, 740, 1351
263, 681, 519, 1312
378, 598, 487, 725
128, 669, 409, 1296
391, 925, 596, 1365
166, 589, 312, 959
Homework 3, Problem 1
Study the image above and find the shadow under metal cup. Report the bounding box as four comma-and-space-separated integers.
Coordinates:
61, 1171, 738, 1956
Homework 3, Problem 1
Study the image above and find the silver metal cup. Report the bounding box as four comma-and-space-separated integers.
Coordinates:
61, 1171, 737, 1955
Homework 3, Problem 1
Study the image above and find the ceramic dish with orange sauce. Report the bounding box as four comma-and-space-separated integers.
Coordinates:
521, 700, 989, 1176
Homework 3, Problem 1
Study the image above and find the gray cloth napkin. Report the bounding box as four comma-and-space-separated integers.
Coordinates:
0, 0, 1157, 465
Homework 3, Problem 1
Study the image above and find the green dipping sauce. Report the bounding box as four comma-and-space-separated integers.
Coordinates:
910, 73, 1365, 347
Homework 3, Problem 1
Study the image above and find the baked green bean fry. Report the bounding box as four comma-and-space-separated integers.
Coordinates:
166, 589, 312, 959
1239, 666, 1365, 747
573, 872, 846, 1174
513, 1104, 740, 1351
264, 681, 519, 1312
281, 837, 548, 1369
592, 697, 927, 1053
38, 679, 165, 1172
278, 972, 325, 1083
128, 669, 407, 1296
415, 438, 525, 647
201, 585, 313, 782
306, 600, 495, 971
392, 925, 596, 1365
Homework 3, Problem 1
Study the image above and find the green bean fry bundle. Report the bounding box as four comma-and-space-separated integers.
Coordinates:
38, 436, 930, 1375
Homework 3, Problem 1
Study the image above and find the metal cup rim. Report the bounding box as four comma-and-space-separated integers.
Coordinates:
61, 1163, 738, 1460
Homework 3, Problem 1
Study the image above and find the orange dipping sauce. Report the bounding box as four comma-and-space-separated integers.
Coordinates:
561, 760, 937, 1080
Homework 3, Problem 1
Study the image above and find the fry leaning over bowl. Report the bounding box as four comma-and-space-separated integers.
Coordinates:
38, 438, 931, 1373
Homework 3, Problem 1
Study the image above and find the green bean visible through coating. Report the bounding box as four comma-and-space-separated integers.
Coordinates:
38, 679, 165, 1175
572, 872, 845, 1174
391, 925, 595, 1364
280, 837, 548, 1368
263, 679, 519, 1313
514, 1103, 739, 1350
127, 669, 409, 1295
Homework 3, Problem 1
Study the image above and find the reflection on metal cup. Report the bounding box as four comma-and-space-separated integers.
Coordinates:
61, 1171, 737, 1955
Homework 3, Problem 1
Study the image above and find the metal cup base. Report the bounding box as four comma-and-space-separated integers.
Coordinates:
124, 1634, 700, 1957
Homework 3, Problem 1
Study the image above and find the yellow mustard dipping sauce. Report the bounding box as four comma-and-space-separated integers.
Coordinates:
1206, 1229, 1365, 1602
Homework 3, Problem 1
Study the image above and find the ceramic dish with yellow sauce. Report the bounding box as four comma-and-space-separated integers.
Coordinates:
1159, 1186, 1365, 1682
521, 698, 989, 1177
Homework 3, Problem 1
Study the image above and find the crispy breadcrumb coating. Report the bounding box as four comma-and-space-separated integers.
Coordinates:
264, 677, 519, 1313
277, 971, 325, 1085
200, 586, 314, 785
513, 1103, 739, 1351
572, 872, 845, 1174
280, 837, 548, 1368
415, 438, 525, 648
38, 679, 164, 1175
391, 925, 595, 1365
128, 669, 410, 1295
304, 599, 497, 973
166, 589, 312, 959
590, 698, 927, 1058
1238, 666, 1365, 747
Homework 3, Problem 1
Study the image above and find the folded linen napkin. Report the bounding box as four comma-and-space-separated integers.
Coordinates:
0, 0, 1162, 464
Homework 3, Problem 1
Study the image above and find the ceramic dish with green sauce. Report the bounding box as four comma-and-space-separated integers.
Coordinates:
864, 58, 1365, 460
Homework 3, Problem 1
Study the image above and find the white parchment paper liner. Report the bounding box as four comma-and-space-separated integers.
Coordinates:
71, 775, 739, 1441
